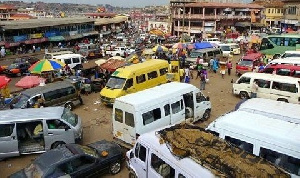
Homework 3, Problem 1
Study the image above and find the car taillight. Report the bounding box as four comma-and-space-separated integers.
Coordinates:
136, 133, 140, 139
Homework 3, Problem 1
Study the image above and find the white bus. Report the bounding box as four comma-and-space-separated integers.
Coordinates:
207, 111, 300, 177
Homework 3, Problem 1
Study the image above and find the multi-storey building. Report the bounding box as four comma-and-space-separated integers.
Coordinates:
0, 4, 17, 21
170, 2, 263, 35
282, 0, 300, 28
252, 0, 284, 27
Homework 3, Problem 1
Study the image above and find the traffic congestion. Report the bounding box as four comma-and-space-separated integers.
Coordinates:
0, 22, 299, 178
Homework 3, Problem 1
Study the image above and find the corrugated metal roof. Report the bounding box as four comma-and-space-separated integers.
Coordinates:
0, 17, 95, 30
94, 16, 127, 26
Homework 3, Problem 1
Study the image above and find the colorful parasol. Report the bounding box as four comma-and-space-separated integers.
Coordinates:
29, 59, 65, 74
172, 43, 187, 49
152, 45, 168, 52
0, 75, 11, 89
15, 76, 45, 89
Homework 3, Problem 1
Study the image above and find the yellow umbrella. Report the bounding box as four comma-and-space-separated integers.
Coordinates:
152, 45, 168, 52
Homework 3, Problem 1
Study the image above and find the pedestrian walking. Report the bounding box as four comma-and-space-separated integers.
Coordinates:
184, 66, 190, 83
200, 72, 206, 90
226, 60, 233, 75
251, 80, 259, 98
32, 45, 36, 53
0, 46, 5, 58
212, 58, 219, 73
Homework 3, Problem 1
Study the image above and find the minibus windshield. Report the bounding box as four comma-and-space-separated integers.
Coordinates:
13, 94, 30, 108
220, 46, 231, 51
61, 108, 78, 127
106, 77, 126, 89
238, 60, 253, 67
190, 51, 203, 58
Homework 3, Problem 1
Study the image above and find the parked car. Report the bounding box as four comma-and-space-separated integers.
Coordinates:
10, 140, 124, 178
4, 62, 31, 76
13, 56, 39, 65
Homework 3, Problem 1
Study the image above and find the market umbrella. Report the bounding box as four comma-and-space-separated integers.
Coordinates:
152, 45, 168, 52
0, 75, 11, 89
29, 59, 65, 74
172, 43, 186, 49
187, 43, 195, 50
15, 76, 45, 89
108, 56, 125, 61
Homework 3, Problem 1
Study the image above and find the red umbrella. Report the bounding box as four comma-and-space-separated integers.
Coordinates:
15, 76, 45, 89
0, 75, 11, 89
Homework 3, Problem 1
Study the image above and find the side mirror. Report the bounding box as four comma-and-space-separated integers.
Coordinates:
206, 96, 210, 101
130, 151, 134, 159
65, 126, 71, 131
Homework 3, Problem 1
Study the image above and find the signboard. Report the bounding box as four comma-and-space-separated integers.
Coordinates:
13, 35, 27, 42
30, 33, 43, 39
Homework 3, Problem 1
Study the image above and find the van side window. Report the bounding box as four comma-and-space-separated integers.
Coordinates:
225, 136, 253, 153
272, 82, 298, 93
164, 104, 170, 116
135, 143, 147, 162
124, 78, 133, 89
64, 58, 71, 65
114, 108, 123, 123
207, 51, 213, 57
178, 174, 186, 178
47, 120, 68, 130
160, 68, 168, 76
171, 100, 183, 114
0, 124, 14, 137
214, 49, 221, 55
257, 79, 270, 88
151, 153, 175, 178
260, 147, 300, 175
44, 89, 61, 101
142, 108, 161, 125
60, 87, 75, 96
237, 77, 250, 84
277, 69, 291, 76
125, 112, 134, 127
263, 68, 274, 74
136, 74, 146, 84
148, 71, 158, 80
72, 58, 80, 63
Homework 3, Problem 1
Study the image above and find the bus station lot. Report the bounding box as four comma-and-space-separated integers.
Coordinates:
0, 55, 241, 177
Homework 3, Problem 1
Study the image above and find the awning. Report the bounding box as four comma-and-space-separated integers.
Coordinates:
48, 36, 65, 42
82, 31, 99, 37
295, 22, 300, 27
235, 22, 251, 27
252, 23, 264, 27
24, 37, 48, 44
0, 41, 5, 46
64, 34, 83, 41
101, 30, 111, 35
5, 42, 20, 48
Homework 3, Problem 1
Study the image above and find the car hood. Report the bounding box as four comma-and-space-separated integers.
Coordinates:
9, 169, 27, 178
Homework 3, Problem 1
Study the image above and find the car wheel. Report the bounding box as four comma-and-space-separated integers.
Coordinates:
129, 171, 137, 178
109, 161, 121, 175
65, 102, 74, 111
202, 109, 211, 121
51, 141, 65, 149
240, 91, 249, 99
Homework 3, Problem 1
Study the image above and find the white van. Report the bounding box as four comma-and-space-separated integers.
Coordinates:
281, 51, 300, 58
0, 107, 82, 160
270, 57, 300, 66
112, 82, 211, 146
127, 124, 288, 178
218, 43, 235, 56
44, 51, 74, 60
53, 53, 86, 69
227, 43, 240, 55
206, 111, 300, 177
233, 72, 300, 103
235, 98, 300, 124
203, 38, 221, 45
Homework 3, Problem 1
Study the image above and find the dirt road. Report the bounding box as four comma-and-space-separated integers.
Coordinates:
0, 55, 242, 177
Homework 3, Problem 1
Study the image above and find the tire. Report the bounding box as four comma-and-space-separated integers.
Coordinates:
109, 161, 121, 175
277, 98, 288, 103
65, 102, 74, 111
240, 91, 249, 99
129, 172, 137, 178
202, 109, 211, 120
51, 141, 65, 149
116, 53, 120, 56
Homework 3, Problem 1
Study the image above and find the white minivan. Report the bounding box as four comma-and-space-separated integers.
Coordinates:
233, 72, 300, 103
112, 82, 211, 146
207, 111, 300, 177
235, 98, 300, 124
53, 53, 86, 69
0, 107, 82, 160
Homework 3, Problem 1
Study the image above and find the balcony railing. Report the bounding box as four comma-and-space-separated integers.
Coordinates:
173, 14, 256, 20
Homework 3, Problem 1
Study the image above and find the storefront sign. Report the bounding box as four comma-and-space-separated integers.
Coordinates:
30, 33, 43, 39
13, 35, 27, 42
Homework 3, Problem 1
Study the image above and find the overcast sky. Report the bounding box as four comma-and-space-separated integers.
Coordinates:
19, 0, 169, 7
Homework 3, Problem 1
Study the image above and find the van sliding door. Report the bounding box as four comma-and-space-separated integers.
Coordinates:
170, 97, 185, 124
0, 123, 19, 159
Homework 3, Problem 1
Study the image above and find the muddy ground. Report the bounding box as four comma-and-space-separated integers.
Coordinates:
0, 55, 242, 177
